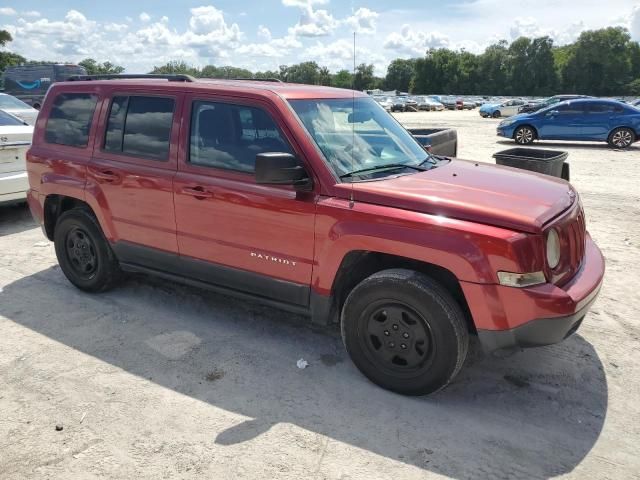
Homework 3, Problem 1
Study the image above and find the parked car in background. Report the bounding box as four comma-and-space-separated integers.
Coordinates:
431, 95, 457, 110
480, 99, 526, 118
497, 99, 640, 148
0, 110, 33, 205
26, 75, 604, 395
461, 99, 477, 110
413, 96, 444, 111
0, 93, 39, 125
518, 95, 591, 114
2, 63, 87, 109
391, 97, 418, 112
374, 96, 393, 112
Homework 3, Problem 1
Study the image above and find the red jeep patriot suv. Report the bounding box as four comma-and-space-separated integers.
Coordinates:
26, 75, 605, 395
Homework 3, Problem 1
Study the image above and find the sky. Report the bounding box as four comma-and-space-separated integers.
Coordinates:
1, 0, 639, 76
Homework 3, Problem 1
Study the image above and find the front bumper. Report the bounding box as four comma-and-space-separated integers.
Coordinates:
462, 234, 605, 351
496, 125, 515, 138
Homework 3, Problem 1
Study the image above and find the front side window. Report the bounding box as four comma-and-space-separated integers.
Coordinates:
44, 93, 98, 147
104, 96, 174, 160
289, 97, 432, 179
189, 101, 292, 173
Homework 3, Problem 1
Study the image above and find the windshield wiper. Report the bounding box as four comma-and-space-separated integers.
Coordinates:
340, 163, 427, 179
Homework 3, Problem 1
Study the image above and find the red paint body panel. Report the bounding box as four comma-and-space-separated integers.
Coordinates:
25, 79, 605, 343
461, 234, 604, 330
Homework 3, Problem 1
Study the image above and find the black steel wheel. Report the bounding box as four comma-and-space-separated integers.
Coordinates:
608, 127, 635, 149
54, 208, 122, 292
64, 227, 98, 278
360, 301, 436, 376
341, 269, 469, 395
514, 125, 535, 144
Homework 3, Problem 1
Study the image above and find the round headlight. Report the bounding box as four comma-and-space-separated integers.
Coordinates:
546, 229, 561, 269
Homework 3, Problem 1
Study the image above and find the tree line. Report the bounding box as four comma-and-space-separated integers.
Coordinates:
1, 26, 639, 96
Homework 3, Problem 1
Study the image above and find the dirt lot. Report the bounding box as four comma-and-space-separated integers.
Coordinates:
1, 109, 639, 479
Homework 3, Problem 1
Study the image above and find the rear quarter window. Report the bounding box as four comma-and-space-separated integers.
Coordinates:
103, 95, 175, 160
44, 93, 98, 147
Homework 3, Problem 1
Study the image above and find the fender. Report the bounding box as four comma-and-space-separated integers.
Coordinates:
311, 197, 544, 295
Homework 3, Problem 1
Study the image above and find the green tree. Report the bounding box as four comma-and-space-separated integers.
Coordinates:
384, 58, 416, 92
79, 58, 125, 75
319, 66, 331, 86
332, 69, 352, 89
561, 27, 635, 95
353, 63, 375, 91
0, 29, 12, 47
149, 60, 199, 76
477, 41, 510, 95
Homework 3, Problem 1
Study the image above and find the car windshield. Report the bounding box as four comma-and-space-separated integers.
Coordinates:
0, 95, 31, 110
289, 97, 432, 180
0, 110, 27, 126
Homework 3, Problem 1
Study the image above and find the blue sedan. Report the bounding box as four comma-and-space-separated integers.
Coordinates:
497, 99, 640, 148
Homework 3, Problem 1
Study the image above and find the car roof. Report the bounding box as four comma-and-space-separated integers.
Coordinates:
53, 77, 367, 100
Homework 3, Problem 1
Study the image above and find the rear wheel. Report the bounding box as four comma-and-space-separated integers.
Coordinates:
492, 111, 501, 118
514, 125, 535, 145
608, 127, 635, 149
341, 269, 469, 395
54, 208, 122, 292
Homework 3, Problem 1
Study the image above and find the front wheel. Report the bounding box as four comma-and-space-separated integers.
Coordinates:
492, 111, 501, 118
514, 125, 535, 145
341, 269, 469, 395
608, 127, 635, 149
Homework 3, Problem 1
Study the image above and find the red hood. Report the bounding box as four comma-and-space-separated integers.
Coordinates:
336, 159, 576, 233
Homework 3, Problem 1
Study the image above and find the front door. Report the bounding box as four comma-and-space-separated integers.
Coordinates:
173, 95, 317, 307
88, 93, 182, 254
538, 102, 586, 140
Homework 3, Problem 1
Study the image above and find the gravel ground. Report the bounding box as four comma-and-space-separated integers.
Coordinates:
1, 109, 639, 479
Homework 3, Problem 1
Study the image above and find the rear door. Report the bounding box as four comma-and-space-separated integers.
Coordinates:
88, 91, 182, 255
583, 102, 622, 140
173, 94, 317, 306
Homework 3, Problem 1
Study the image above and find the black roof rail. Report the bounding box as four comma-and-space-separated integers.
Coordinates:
66, 74, 196, 82
229, 77, 283, 83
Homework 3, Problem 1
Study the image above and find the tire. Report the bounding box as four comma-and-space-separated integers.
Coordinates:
492, 111, 501, 118
608, 127, 635, 149
514, 125, 535, 145
54, 208, 122, 292
341, 269, 469, 395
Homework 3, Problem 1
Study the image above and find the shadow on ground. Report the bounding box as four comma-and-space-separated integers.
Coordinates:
0, 267, 608, 479
0, 203, 35, 237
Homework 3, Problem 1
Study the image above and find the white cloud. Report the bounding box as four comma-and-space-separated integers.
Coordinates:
139, 12, 151, 23
284, 0, 337, 37
282, 0, 328, 6
631, 4, 640, 40
345, 8, 378, 34
305, 38, 387, 74
384, 25, 449, 56
510, 17, 586, 45
22, 10, 41, 18
257, 25, 272, 41
0, 7, 17, 16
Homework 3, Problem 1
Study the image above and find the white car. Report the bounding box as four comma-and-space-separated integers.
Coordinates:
0, 93, 39, 125
0, 110, 33, 205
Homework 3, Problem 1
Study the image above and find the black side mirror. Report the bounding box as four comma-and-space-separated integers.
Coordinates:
255, 152, 312, 191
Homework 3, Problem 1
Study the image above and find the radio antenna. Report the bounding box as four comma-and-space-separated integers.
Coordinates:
349, 31, 356, 208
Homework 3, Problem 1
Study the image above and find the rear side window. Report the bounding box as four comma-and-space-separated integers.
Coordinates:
104, 96, 175, 160
45, 93, 98, 147
189, 101, 292, 173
